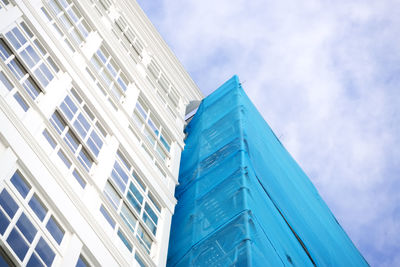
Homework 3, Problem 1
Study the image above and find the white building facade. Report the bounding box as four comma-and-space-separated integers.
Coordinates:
0, 0, 202, 266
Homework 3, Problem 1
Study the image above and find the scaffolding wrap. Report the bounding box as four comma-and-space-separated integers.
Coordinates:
167, 76, 368, 266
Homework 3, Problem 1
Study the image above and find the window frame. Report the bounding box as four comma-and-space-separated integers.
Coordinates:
100, 150, 163, 256
0, 170, 66, 266
0, 21, 59, 95
42, 0, 93, 49
48, 88, 108, 173
132, 96, 172, 162
89, 45, 130, 103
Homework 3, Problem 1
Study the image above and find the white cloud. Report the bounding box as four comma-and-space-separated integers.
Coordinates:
138, 0, 400, 265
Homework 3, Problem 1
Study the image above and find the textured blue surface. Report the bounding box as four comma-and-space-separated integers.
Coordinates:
167, 76, 368, 266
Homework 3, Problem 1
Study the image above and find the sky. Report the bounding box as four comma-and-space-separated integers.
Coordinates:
136, 0, 400, 266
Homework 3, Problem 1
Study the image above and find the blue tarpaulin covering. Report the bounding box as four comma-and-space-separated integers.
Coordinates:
167, 76, 368, 266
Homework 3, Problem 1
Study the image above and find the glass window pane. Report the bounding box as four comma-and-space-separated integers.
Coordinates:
60, 14, 73, 29
90, 131, 102, 148
20, 50, 35, 68
129, 182, 143, 203
39, 63, 53, 81
96, 50, 106, 63
106, 62, 117, 77
73, 120, 87, 138
58, 150, 72, 168
100, 69, 112, 86
136, 102, 146, 119
28, 194, 47, 221
16, 212, 37, 243
160, 135, 170, 152
59, 0, 69, 9
64, 95, 77, 114
34, 40, 46, 55
114, 162, 129, 185
71, 88, 82, 103
64, 130, 79, 151
46, 216, 64, 244
144, 127, 155, 145
127, 192, 141, 214
23, 78, 41, 99
20, 22, 33, 38
10, 171, 31, 198
35, 237, 56, 266
5, 30, 21, 50
78, 149, 92, 170
79, 21, 90, 38
7, 228, 29, 260
100, 205, 115, 228
0, 190, 19, 217
90, 57, 101, 71
47, 57, 59, 73
147, 119, 157, 134
34, 68, 49, 87
86, 139, 99, 156
43, 130, 57, 148
117, 151, 130, 170
110, 84, 122, 99
149, 192, 161, 212
121, 203, 137, 232
12, 27, 27, 46
60, 102, 74, 120
49, 0, 62, 14
0, 210, 10, 235
132, 171, 145, 191
104, 182, 120, 209
117, 229, 132, 252
117, 77, 127, 91
144, 203, 158, 224
77, 114, 90, 132
14, 92, 29, 111
83, 105, 94, 121
111, 169, 125, 192
27, 253, 44, 267
0, 71, 13, 90
26, 45, 40, 65
22, 81, 37, 100
136, 225, 151, 252
67, 8, 78, 23
96, 122, 107, 137
142, 212, 156, 235
72, 169, 86, 188
8, 59, 26, 79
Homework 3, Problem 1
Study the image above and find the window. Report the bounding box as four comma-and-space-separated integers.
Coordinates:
101, 150, 161, 254
41, 7, 75, 53
133, 97, 172, 161
0, 171, 64, 266
44, 0, 92, 46
43, 128, 87, 188
51, 110, 94, 171
0, 22, 59, 98
147, 59, 180, 111
49, 88, 107, 172
90, 46, 130, 100
112, 16, 144, 62
85, 68, 118, 111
